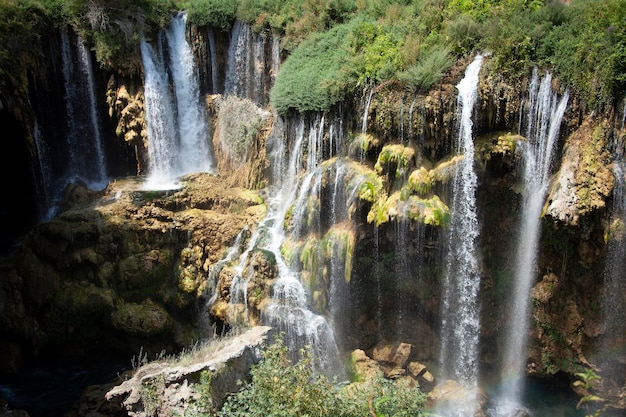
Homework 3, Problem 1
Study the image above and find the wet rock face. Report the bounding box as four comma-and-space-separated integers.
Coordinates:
0, 173, 266, 367
544, 115, 614, 227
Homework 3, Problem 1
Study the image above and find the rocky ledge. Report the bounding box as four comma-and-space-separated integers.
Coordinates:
0, 173, 266, 375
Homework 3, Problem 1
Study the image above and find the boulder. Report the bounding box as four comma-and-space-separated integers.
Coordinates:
350, 349, 383, 382
105, 326, 273, 416
428, 379, 488, 417
371, 340, 412, 368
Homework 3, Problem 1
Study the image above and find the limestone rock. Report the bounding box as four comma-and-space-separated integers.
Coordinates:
106, 326, 273, 416
428, 379, 488, 417
350, 349, 383, 382
1, 173, 266, 363
371, 340, 412, 368
544, 116, 613, 226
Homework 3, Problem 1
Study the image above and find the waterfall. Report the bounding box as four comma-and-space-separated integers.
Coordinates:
225, 20, 276, 105
595, 104, 626, 380
494, 69, 569, 415
140, 36, 179, 188
438, 53, 483, 417
361, 88, 374, 135
262, 115, 343, 378
214, 114, 343, 379
30, 121, 55, 220
165, 13, 215, 176
207, 28, 219, 93
60, 28, 108, 190
141, 12, 215, 190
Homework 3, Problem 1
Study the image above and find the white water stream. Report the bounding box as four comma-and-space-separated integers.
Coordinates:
494, 69, 569, 416
438, 53, 483, 417
60, 29, 108, 190
141, 12, 215, 190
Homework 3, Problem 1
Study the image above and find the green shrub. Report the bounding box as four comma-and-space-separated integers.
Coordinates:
347, 19, 403, 87
536, 0, 626, 107
214, 336, 427, 417
187, 0, 238, 30
398, 44, 454, 92
216, 337, 342, 417
270, 21, 356, 113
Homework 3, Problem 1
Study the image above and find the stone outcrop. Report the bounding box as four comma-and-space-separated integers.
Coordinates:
0, 173, 266, 364
104, 326, 272, 417
545, 115, 614, 226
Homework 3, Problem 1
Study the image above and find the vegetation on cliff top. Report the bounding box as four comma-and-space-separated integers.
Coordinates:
269, 0, 626, 112
1, 0, 625, 109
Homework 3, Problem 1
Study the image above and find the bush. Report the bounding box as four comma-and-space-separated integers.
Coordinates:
399, 44, 454, 92
216, 337, 342, 417
347, 19, 403, 87
270, 21, 356, 113
212, 336, 427, 417
0, 0, 47, 83
536, 0, 626, 107
187, 0, 238, 30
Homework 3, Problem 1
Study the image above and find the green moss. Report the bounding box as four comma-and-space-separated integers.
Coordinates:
476, 132, 521, 163
374, 144, 415, 179
111, 299, 174, 335
403, 195, 450, 227
575, 121, 612, 214
407, 167, 432, 196
321, 226, 355, 284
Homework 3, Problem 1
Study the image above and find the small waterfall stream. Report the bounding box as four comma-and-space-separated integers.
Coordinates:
596, 100, 626, 380
494, 69, 569, 415
438, 53, 483, 417
141, 12, 215, 189
361, 88, 374, 135
60, 28, 108, 190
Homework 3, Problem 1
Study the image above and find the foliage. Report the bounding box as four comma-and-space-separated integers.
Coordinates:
216, 96, 270, 165
216, 337, 342, 417
270, 21, 356, 113
4, 0, 625, 110
375, 144, 415, 179
64, 0, 176, 73
398, 44, 454, 92
186, 0, 238, 30
0, 0, 48, 84
216, 336, 427, 417
347, 19, 403, 87
537, 0, 626, 107
573, 368, 607, 417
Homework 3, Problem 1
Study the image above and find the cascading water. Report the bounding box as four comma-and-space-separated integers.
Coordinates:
141, 12, 215, 190
60, 28, 108, 190
361, 88, 374, 135
140, 37, 179, 188
165, 13, 215, 175
215, 115, 343, 379
438, 53, 483, 417
225, 21, 279, 106
494, 68, 569, 415
595, 100, 626, 380
30, 121, 55, 220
